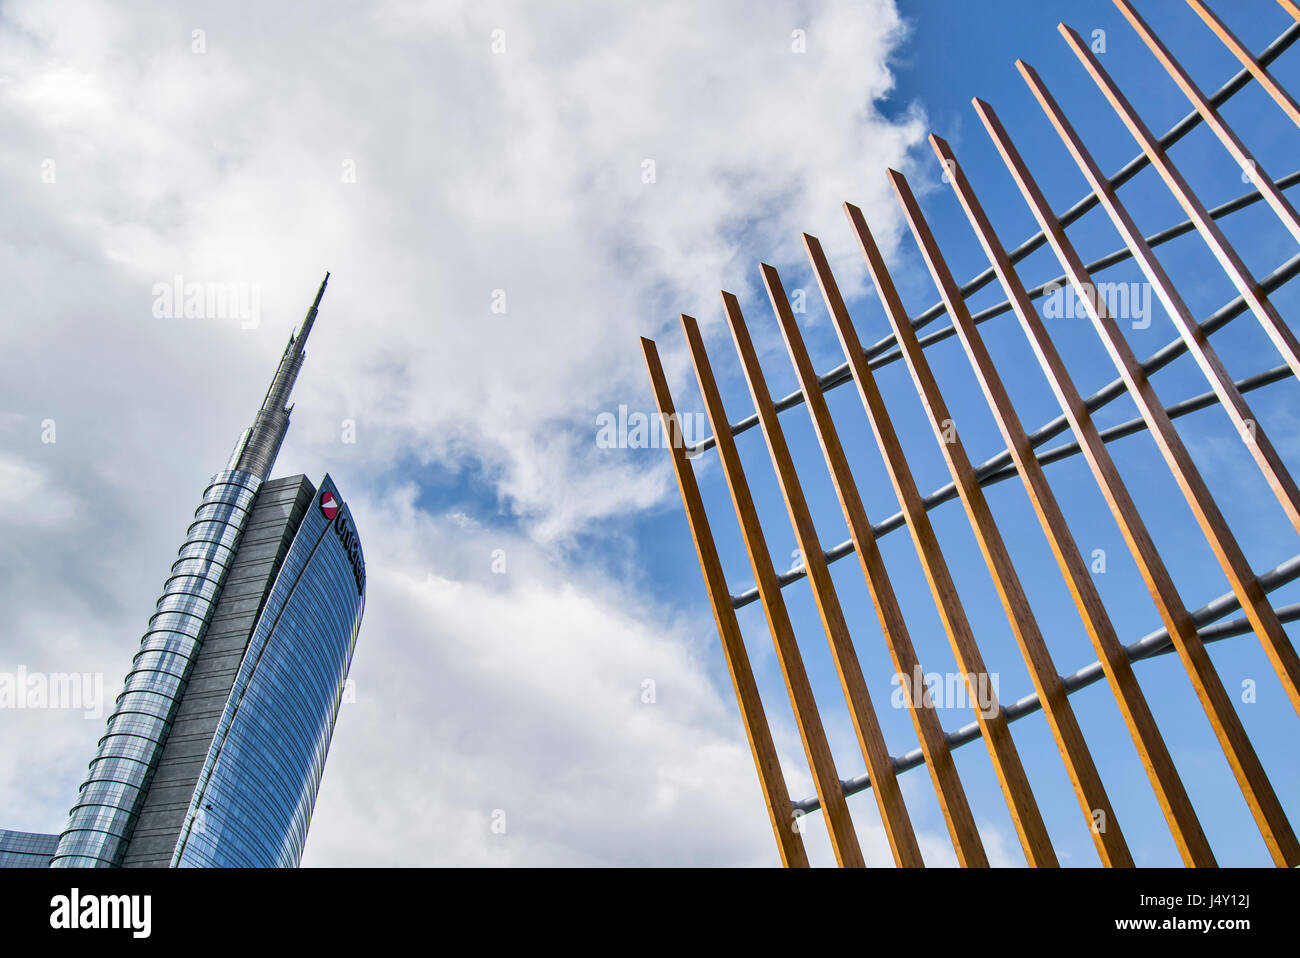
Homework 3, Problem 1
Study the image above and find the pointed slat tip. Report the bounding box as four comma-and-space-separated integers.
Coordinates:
891, 173, 918, 205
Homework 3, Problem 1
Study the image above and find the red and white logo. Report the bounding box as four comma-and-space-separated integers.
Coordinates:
319, 491, 340, 520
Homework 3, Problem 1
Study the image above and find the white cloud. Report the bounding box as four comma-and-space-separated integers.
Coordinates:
0, 455, 79, 527
304, 485, 783, 865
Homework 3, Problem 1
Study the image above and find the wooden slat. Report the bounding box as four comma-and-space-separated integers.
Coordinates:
1113, 2, 1300, 243
811, 218, 1059, 867
678, 313, 866, 867
1186, 0, 1300, 129
1021, 60, 1300, 540
640, 337, 810, 867
1284, 0, 1300, 23
1024, 49, 1300, 721
976, 96, 1300, 867
1059, 23, 1300, 384
719, 290, 924, 867
765, 260, 990, 867
929, 132, 1216, 867
887, 169, 1133, 867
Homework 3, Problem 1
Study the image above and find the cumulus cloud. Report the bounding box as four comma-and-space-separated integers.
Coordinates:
305, 485, 783, 865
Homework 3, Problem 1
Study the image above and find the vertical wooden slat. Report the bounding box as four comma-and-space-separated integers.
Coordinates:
976, 96, 1300, 867
1019, 60, 1300, 539
1111, 2, 1300, 242
1058, 23, 1300, 382
764, 261, 990, 867
886, 169, 1133, 867
1185, 0, 1300, 129
678, 313, 866, 867
719, 291, 924, 867
640, 337, 810, 868
929, 132, 1216, 867
810, 222, 1059, 867
1021, 53, 1300, 721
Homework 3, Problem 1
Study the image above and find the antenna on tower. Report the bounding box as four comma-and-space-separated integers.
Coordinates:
228, 273, 330, 480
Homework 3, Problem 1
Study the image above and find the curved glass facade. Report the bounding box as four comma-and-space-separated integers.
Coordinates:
172, 474, 365, 867
0, 830, 59, 868
51, 470, 262, 868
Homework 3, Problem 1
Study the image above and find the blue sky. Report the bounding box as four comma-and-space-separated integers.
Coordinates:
1, 0, 1297, 867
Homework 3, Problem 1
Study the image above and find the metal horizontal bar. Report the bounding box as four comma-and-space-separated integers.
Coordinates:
689, 168, 1300, 457
794, 553, 1300, 813
868, 169, 1300, 377
683, 18, 1299, 460
732, 318, 1298, 610
699, 193, 1300, 468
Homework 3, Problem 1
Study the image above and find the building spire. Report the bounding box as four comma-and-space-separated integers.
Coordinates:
227, 273, 329, 479
294, 271, 330, 356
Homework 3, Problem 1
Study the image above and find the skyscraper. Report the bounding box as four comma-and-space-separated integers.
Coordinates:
6, 275, 366, 868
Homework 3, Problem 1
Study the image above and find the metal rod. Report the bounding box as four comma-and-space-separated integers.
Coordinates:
890, 167, 1138, 867
732, 361, 1295, 610
1064, 20, 1300, 400
930, 131, 1214, 866
795, 559, 1300, 814
1116, 0, 1300, 246
720, 290, 924, 866
1021, 56, 1300, 543
827, 208, 1058, 866
764, 258, 987, 866
683, 19, 1300, 456
639, 338, 810, 867
1054, 28, 1300, 724
687, 171, 1300, 455
679, 313, 866, 867
978, 94, 1299, 867
1187, 0, 1300, 130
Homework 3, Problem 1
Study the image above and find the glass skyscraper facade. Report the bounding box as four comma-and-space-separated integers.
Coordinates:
52, 470, 266, 867
172, 476, 365, 867
2, 274, 366, 868
0, 830, 58, 868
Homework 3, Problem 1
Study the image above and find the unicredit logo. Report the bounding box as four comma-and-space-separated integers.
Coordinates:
320, 491, 340, 520
320, 486, 365, 596
335, 509, 365, 597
